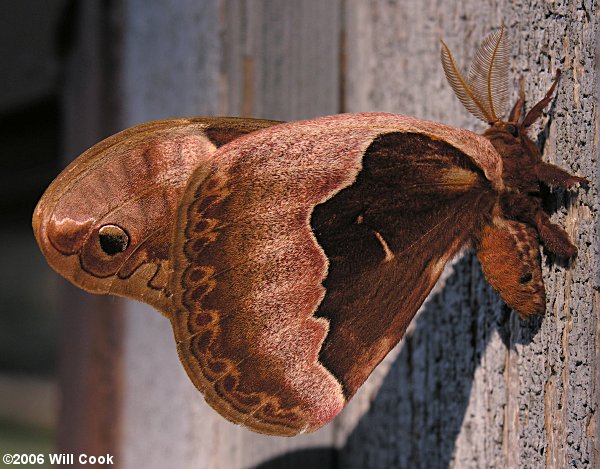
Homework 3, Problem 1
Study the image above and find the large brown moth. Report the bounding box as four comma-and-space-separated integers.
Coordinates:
33, 26, 586, 436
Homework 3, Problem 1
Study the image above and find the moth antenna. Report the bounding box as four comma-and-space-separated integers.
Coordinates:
441, 40, 494, 123
467, 23, 510, 124
508, 76, 526, 123
522, 69, 562, 128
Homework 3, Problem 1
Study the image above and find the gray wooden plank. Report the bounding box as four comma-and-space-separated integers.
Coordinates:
118, 1, 341, 468
338, 1, 599, 468
119, 2, 236, 468
223, 0, 341, 120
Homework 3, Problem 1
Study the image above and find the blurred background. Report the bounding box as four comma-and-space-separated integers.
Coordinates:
1, 1, 596, 468
0, 0, 65, 459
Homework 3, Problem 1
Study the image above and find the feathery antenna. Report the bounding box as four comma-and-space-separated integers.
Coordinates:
441, 24, 510, 124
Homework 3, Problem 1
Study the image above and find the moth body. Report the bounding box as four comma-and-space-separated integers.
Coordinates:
442, 26, 586, 316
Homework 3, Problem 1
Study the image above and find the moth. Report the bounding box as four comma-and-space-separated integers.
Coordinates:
33, 26, 586, 436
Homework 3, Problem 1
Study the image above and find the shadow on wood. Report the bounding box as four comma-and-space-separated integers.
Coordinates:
250, 252, 543, 468
253, 448, 338, 469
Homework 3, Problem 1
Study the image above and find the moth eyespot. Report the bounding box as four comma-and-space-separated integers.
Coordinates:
506, 124, 518, 137
98, 224, 129, 255
519, 272, 533, 284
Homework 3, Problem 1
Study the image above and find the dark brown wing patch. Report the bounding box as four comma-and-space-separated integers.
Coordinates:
199, 116, 282, 147
311, 133, 497, 397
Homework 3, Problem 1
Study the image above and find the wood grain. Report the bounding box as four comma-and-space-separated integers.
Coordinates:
340, 1, 598, 468
119, 0, 343, 467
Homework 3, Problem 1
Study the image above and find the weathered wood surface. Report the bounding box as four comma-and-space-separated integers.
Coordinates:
119, 1, 340, 468
60, 0, 598, 467
338, 2, 599, 468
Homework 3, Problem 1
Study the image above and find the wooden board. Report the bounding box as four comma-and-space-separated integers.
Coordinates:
338, 1, 599, 468
118, 1, 341, 468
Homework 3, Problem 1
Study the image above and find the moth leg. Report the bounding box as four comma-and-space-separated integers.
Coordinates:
475, 219, 546, 317
534, 211, 577, 258
535, 161, 588, 189
499, 191, 577, 258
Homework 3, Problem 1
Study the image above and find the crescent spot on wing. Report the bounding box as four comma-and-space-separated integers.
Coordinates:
170, 113, 501, 435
